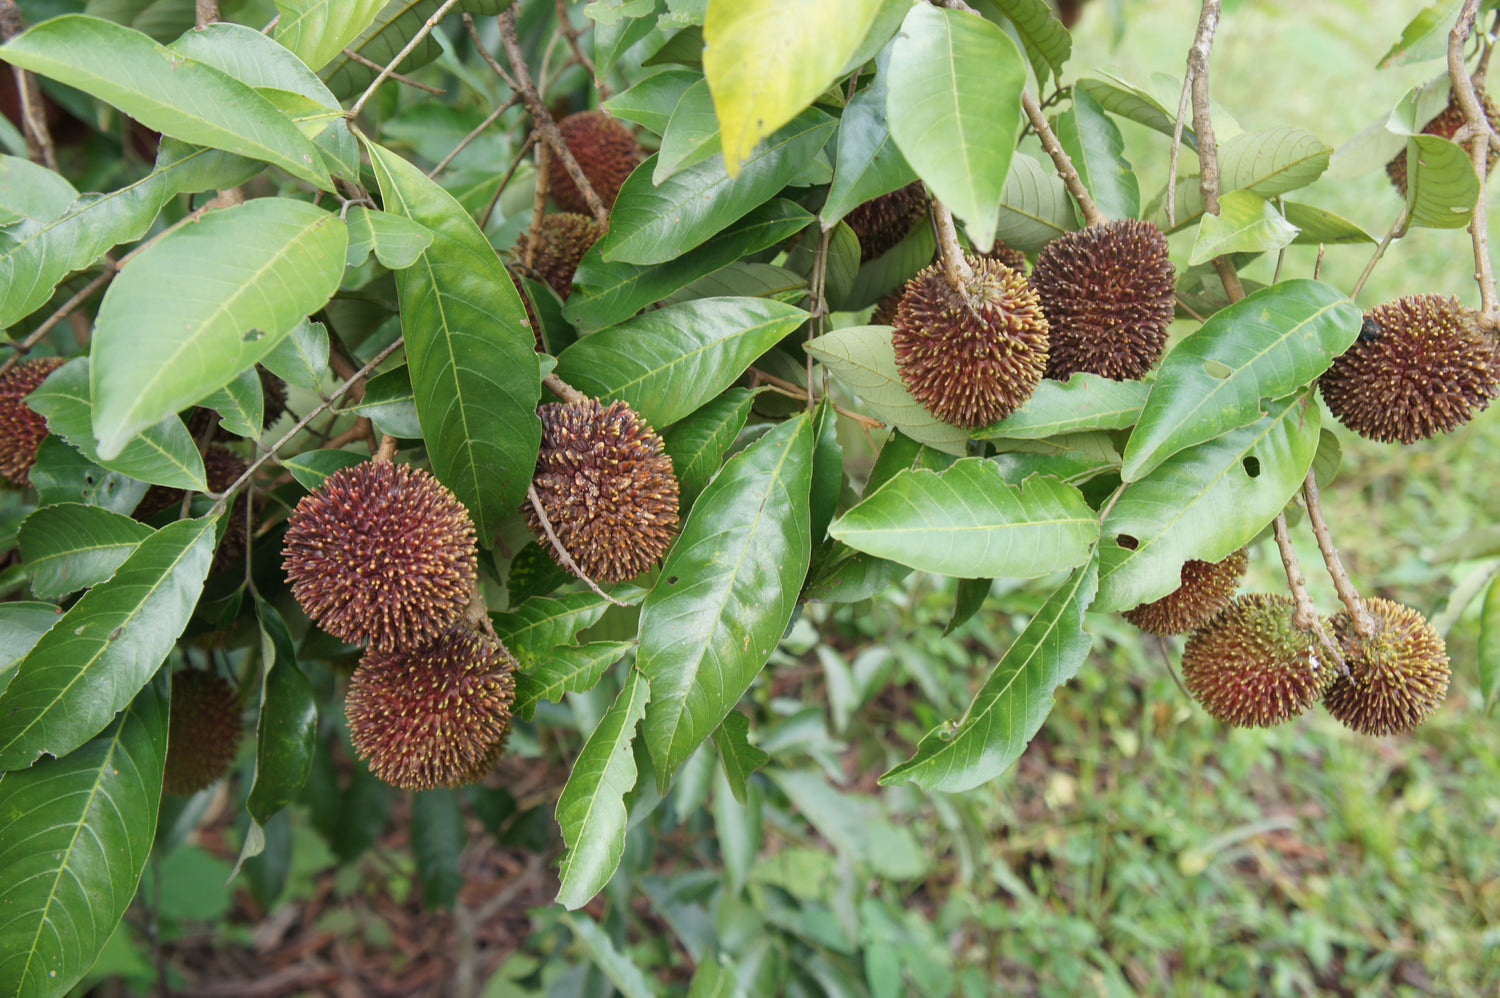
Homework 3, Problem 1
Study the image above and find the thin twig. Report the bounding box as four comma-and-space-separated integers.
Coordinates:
1154, 638, 1191, 699
1165, 68, 1194, 229
1021, 89, 1107, 227
348, 0, 463, 119
526, 483, 629, 607
0, 0, 57, 170
1301, 471, 1375, 638
1187, 0, 1223, 218
1350, 208, 1408, 301
748, 368, 885, 430
428, 94, 521, 178
340, 46, 446, 94
1447, 0, 1500, 332
1272, 511, 1346, 669
554, 0, 608, 98
0, 269, 112, 376
523, 134, 551, 269
486, 10, 612, 226
480, 130, 536, 230
931, 200, 974, 288
806, 227, 833, 408
541, 372, 588, 405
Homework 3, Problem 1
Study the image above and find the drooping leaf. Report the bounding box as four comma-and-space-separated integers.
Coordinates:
411, 789, 466, 908
1404, 134, 1481, 229
0, 515, 217, 770
598, 110, 836, 265
975, 373, 1148, 440
1480, 574, 1500, 713
822, 71, 917, 230
198, 367, 264, 440
804, 324, 969, 455
1053, 84, 1137, 221
556, 670, 650, 909
17, 502, 153, 601
1075, 72, 1197, 150
515, 641, 636, 720
1121, 279, 1359, 482
1282, 201, 1375, 244
0, 15, 332, 189
273, 0, 388, 70
988, 0, 1071, 86
711, 710, 769, 803
704, 0, 884, 174
0, 674, 167, 998
367, 141, 542, 538
319, 0, 507, 98
640, 414, 814, 780
1189, 189, 1300, 264
29, 359, 206, 491
0, 604, 60, 689
828, 458, 1098, 578
661, 388, 756, 503
554, 297, 805, 428
808, 398, 844, 546
1096, 394, 1320, 613
561, 911, 658, 998
89, 199, 347, 459
993, 151, 1078, 252
603, 67, 701, 135
1377, 0, 1466, 68
882, 559, 1096, 791
344, 205, 434, 269
885, 3, 1025, 251
491, 591, 634, 664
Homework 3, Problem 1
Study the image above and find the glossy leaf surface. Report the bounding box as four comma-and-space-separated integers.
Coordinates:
1054, 85, 1137, 221
273, 0, 387, 70
976, 374, 1149, 441
1189, 189, 1300, 264
1404, 134, 1481, 229
821, 71, 917, 227
17, 503, 153, 601
661, 388, 756, 503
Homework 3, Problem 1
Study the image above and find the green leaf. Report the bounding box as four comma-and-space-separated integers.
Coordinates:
89, 199, 347, 459
1377, 0, 1466, 68
515, 641, 636, 721
665, 261, 806, 303
993, 151, 1078, 252
654, 76, 721, 182
1121, 279, 1360, 482
554, 297, 805, 428
491, 591, 628, 661
809, 398, 844, 545
713, 761, 761, 894
17, 502, 153, 601
412, 789, 465, 908
885, 3, 1025, 251
827, 458, 1098, 578
603, 67, 700, 135
561, 912, 657, 998
821, 71, 917, 228
260, 317, 330, 391
556, 671, 650, 910
0, 516, 217, 770
975, 373, 1149, 440
588, 0, 657, 25
344, 204, 434, 269
946, 577, 991, 635
988, 0, 1071, 86
347, 365, 421, 438
1096, 394, 1320, 613
1480, 574, 1500, 713
198, 367, 263, 439
640, 414, 814, 780
847, 215, 936, 308
29, 358, 206, 491
0, 674, 167, 998
281, 449, 367, 492
319, 0, 507, 98
1404, 134, 1481, 229
246, 600, 316, 826
568, 199, 812, 330
598, 109, 836, 265
367, 141, 542, 538
661, 388, 756, 503
1156, 127, 1333, 232
804, 324, 970, 456
882, 559, 1095, 791
704, 0, 883, 174
0, 15, 332, 190
1075, 72, 1197, 151
594, 1, 662, 80
711, 711, 768, 803
1189, 189, 1300, 265
273, 0, 388, 70
0, 154, 77, 224
0, 604, 60, 690
1282, 201, 1374, 244
1054, 86, 1138, 222
26, 438, 147, 516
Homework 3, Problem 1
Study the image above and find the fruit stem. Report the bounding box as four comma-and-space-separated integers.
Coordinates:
1021, 89, 1108, 228
195, 0, 218, 26
526, 484, 630, 607
1302, 471, 1377, 638
1182, 0, 1248, 304
1350, 208, 1409, 303
1447, 0, 1500, 333
542, 372, 588, 405
931, 200, 974, 290
374, 435, 398, 463
1272, 510, 1347, 670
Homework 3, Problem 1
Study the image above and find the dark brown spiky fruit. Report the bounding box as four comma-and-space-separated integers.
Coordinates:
547, 110, 641, 214
526, 399, 680, 583
259, 365, 289, 428
513, 213, 604, 299
0, 356, 65, 485
345, 627, 517, 790
1030, 219, 1177, 381
870, 291, 902, 327
983, 239, 1028, 275
163, 669, 244, 795
283, 461, 477, 651
846, 182, 930, 261
1319, 295, 1499, 444
1124, 548, 1249, 635
1323, 598, 1450, 736
135, 448, 253, 570
892, 255, 1049, 428
1387, 87, 1500, 196
1181, 593, 1336, 728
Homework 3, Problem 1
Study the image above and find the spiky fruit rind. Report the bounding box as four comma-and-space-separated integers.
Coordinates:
1319, 294, 1499, 444
1030, 218, 1177, 381
0, 356, 65, 485
847, 182, 930, 262
984, 239, 1028, 275
548, 110, 641, 214
1181, 593, 1335, 728
1387, 87, 1500, 195
346, 628, 517, 790
163, 669, 244, 795
138, 447, 253, 571
526, 399, 680, 583
282, 461, 477, 651
1323, 598, 1449, 736
513, 213, 604, 300
892, 255, 1049, 428
1124, 547, 1249, 635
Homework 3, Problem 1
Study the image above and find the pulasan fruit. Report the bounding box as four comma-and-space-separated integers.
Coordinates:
163, 669, 244, 795
0, 356, 65, 485
512, 212, 604, 300
1124, 548, 1249, 636
547, 110, 641, 214
1323, 598, 1450, 736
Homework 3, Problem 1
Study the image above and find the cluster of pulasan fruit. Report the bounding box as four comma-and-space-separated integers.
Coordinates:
1123, 550, 1451, 737
282, 460, 518, 791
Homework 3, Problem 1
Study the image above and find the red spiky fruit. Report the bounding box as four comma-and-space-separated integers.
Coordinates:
547, 110, 641, 214
1387, 86, 1500, 196
1323, 598, 1450, 736
892, 255, 1050, 428
345, 627, 517, 790
846, 182, 930, 261
0, 356, 66, 485
1124, 548, 1248, 635
526, 399, 680, 583
512, 212, 604, 299
163, 669, 244, 795
282, 461, 477, 651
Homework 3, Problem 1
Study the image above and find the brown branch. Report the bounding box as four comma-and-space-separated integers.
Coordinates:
1165, 69, 1194, 230
195, 0, 219, 26
1, 1, 56, 170
480, 130, 536, 230
526, 483, 629, 606
748, 368, 885, 430
348, 0, 463, 119
0, 268, 112, 376
554, 0, 608, 99
541, 372, 588, 405
1301, 471, 1375, 638
1184, 0, 1246, 305
1272, 510, 1345, 669
373, 434, 398, 463
523, 134, 551, 269
429, 94, 522, 178
806, 227, 833, 406
1350, 207, 1408, 302
1448, 0, 1500, 333
1021, 89, 1107, 227
489, 10, 612, 227
339, 47, 446, 94
931, 200, 974, 288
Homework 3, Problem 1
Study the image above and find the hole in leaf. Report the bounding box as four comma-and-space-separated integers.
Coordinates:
242, 327, 266, 343
1203, 359, 1234, 379
1117, 534, 1139, 550
1243, 456, 1261, 478
666, 576, 679, 585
